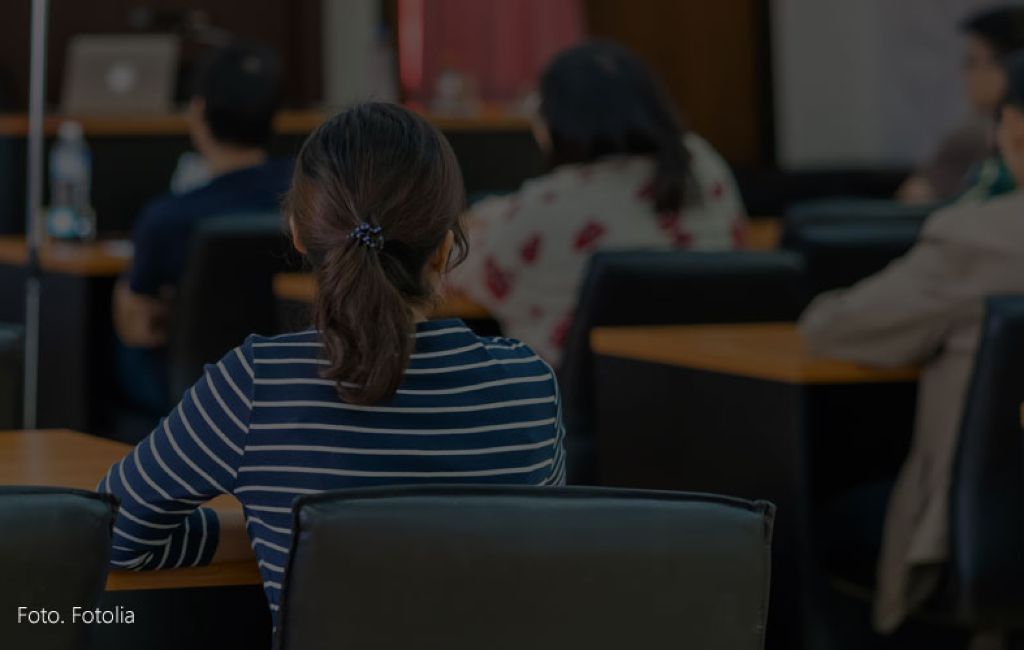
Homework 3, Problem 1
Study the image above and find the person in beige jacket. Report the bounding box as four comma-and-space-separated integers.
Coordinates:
799, 52, 1024, 633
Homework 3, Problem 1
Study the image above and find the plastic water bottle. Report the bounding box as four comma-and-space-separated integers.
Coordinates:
48, 121, 95, 240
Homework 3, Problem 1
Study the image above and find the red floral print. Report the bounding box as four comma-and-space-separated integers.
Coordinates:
484, 257, 514, 301
550, 311, 574, 349
573, 220, 607, 252
520, 233, 542, 264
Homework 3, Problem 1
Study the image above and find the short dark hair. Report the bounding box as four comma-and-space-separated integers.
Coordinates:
962, 6, 1024, 59
539, 40, 692, 213
191, 43, 282, 148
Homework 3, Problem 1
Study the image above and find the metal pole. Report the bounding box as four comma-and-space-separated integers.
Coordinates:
23, 0, 50, 429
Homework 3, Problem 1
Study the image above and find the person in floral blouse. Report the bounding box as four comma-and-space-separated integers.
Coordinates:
449, 40, 747, 365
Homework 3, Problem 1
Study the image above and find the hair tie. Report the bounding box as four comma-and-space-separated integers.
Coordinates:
349, 223, 384, 251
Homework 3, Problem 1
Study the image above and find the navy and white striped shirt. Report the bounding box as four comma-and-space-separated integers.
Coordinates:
98, 319, 566, 621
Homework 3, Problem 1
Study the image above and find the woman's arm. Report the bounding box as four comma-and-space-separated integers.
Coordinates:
98, 340, 254, 570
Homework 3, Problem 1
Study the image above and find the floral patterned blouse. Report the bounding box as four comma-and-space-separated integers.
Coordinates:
449, 133, 747, 366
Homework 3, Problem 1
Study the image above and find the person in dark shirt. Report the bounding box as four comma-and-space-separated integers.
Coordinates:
113, 43, 292, 412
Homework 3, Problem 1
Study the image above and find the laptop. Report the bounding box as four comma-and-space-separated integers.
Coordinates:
62, 34, 180, 115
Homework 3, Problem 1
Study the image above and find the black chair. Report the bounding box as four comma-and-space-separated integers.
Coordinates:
275, 485, 775, 650
940, 295, 1024, 640
167, 212, 301, 400
781, 197, 934, 242
560, 250, 806, 484
783, 221, 922, 299
0, 486, 117, 650
817, 296, 1024, 648
0, 323, 23, 429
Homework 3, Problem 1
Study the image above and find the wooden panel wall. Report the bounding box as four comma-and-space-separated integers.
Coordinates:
585, 0, 771, 166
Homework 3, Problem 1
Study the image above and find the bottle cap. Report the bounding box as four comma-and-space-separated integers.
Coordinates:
58, 121, 83, 141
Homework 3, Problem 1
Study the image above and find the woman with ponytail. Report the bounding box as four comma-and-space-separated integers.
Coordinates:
96, 103, 565, 625
450, 40, 747, 365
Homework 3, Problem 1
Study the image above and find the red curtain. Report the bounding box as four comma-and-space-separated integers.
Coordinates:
399, 0, 585, 106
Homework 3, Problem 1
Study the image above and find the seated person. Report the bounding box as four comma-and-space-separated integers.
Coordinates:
448, 41, 746, 366
898, 5, 1024, 204
114, 43, 292, 411
97, 103, 566, 626
799, 51, 1024, 634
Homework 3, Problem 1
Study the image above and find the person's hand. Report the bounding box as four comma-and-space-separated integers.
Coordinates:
211, 508, 254, 563
112, 278, 170, 348
896, 175, 937, 205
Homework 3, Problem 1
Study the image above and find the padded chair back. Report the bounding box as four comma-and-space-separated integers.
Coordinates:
168, 212, 300, 399
781, 197, 933, 243
276, 485, 774, 650
0, 487, 117, 649
560, 250, 806, 482
783, 222, 921, 298
0, 323, 23, 428
948, 295, 1024, 628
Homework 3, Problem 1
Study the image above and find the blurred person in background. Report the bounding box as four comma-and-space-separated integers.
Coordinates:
113, 43, 292, 413
800, 50, 1024, 635
449, 41, 746, 365
898, 5, 1024, 204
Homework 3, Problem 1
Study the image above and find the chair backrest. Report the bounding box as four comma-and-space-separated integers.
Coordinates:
276, 485, 775, 650
949, 295, 1024, 627
782, 221, 921, 298
167, 212, 301, 399
0, 323, 23, 428
0, 486, 117, 649
560, 250, 806, 482
781, 197, 934, 242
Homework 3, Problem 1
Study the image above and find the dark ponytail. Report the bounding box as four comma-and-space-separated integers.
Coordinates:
539, 40, 693, 213
285, 103, 467, 405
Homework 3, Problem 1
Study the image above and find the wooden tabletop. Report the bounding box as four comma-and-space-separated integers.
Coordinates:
273, 272, 491, 320
0, 236, 132, 277
744, 217, 781, 251
0, 107, 530, 138
0, 430, 260, 591
591, 322, 920, 384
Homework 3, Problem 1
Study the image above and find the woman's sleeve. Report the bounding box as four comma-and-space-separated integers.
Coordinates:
446, 194, 516, 308
97, 338, 255, 570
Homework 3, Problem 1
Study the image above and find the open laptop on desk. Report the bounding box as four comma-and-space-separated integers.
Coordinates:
62, 34, 179, 115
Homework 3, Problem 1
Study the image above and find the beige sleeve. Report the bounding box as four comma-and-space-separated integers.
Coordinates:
798, 236, 968, 367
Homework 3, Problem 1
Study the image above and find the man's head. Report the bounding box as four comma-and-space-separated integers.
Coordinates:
188, 43, 282, 157
962, 6, 1024, 113
996, 51, 1024, 185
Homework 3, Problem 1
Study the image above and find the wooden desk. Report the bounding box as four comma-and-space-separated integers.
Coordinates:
744, 217, 781, 251
0, 108, 530, 138
0, 429, 260, 591
273, 272, 491, 320
589, 322, 919, 650
591, 322, 918, 384
0, 236, 131, 277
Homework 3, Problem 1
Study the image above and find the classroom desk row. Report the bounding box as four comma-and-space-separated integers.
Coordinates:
0, 322, 917, 649
591, 323, 918, 649
0, 216, 781, 430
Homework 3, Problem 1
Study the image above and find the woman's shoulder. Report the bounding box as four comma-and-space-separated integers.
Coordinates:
240, 329, 323, 367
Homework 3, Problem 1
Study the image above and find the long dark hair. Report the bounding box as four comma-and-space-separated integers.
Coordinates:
285, 103, 468, 405
538, 40, 692, 213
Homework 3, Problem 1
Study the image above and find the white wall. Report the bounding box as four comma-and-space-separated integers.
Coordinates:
321, 0, 382, 110
773, 0, 1009, 169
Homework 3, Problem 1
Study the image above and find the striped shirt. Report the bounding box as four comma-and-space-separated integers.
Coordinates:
98, 319, 566, 622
